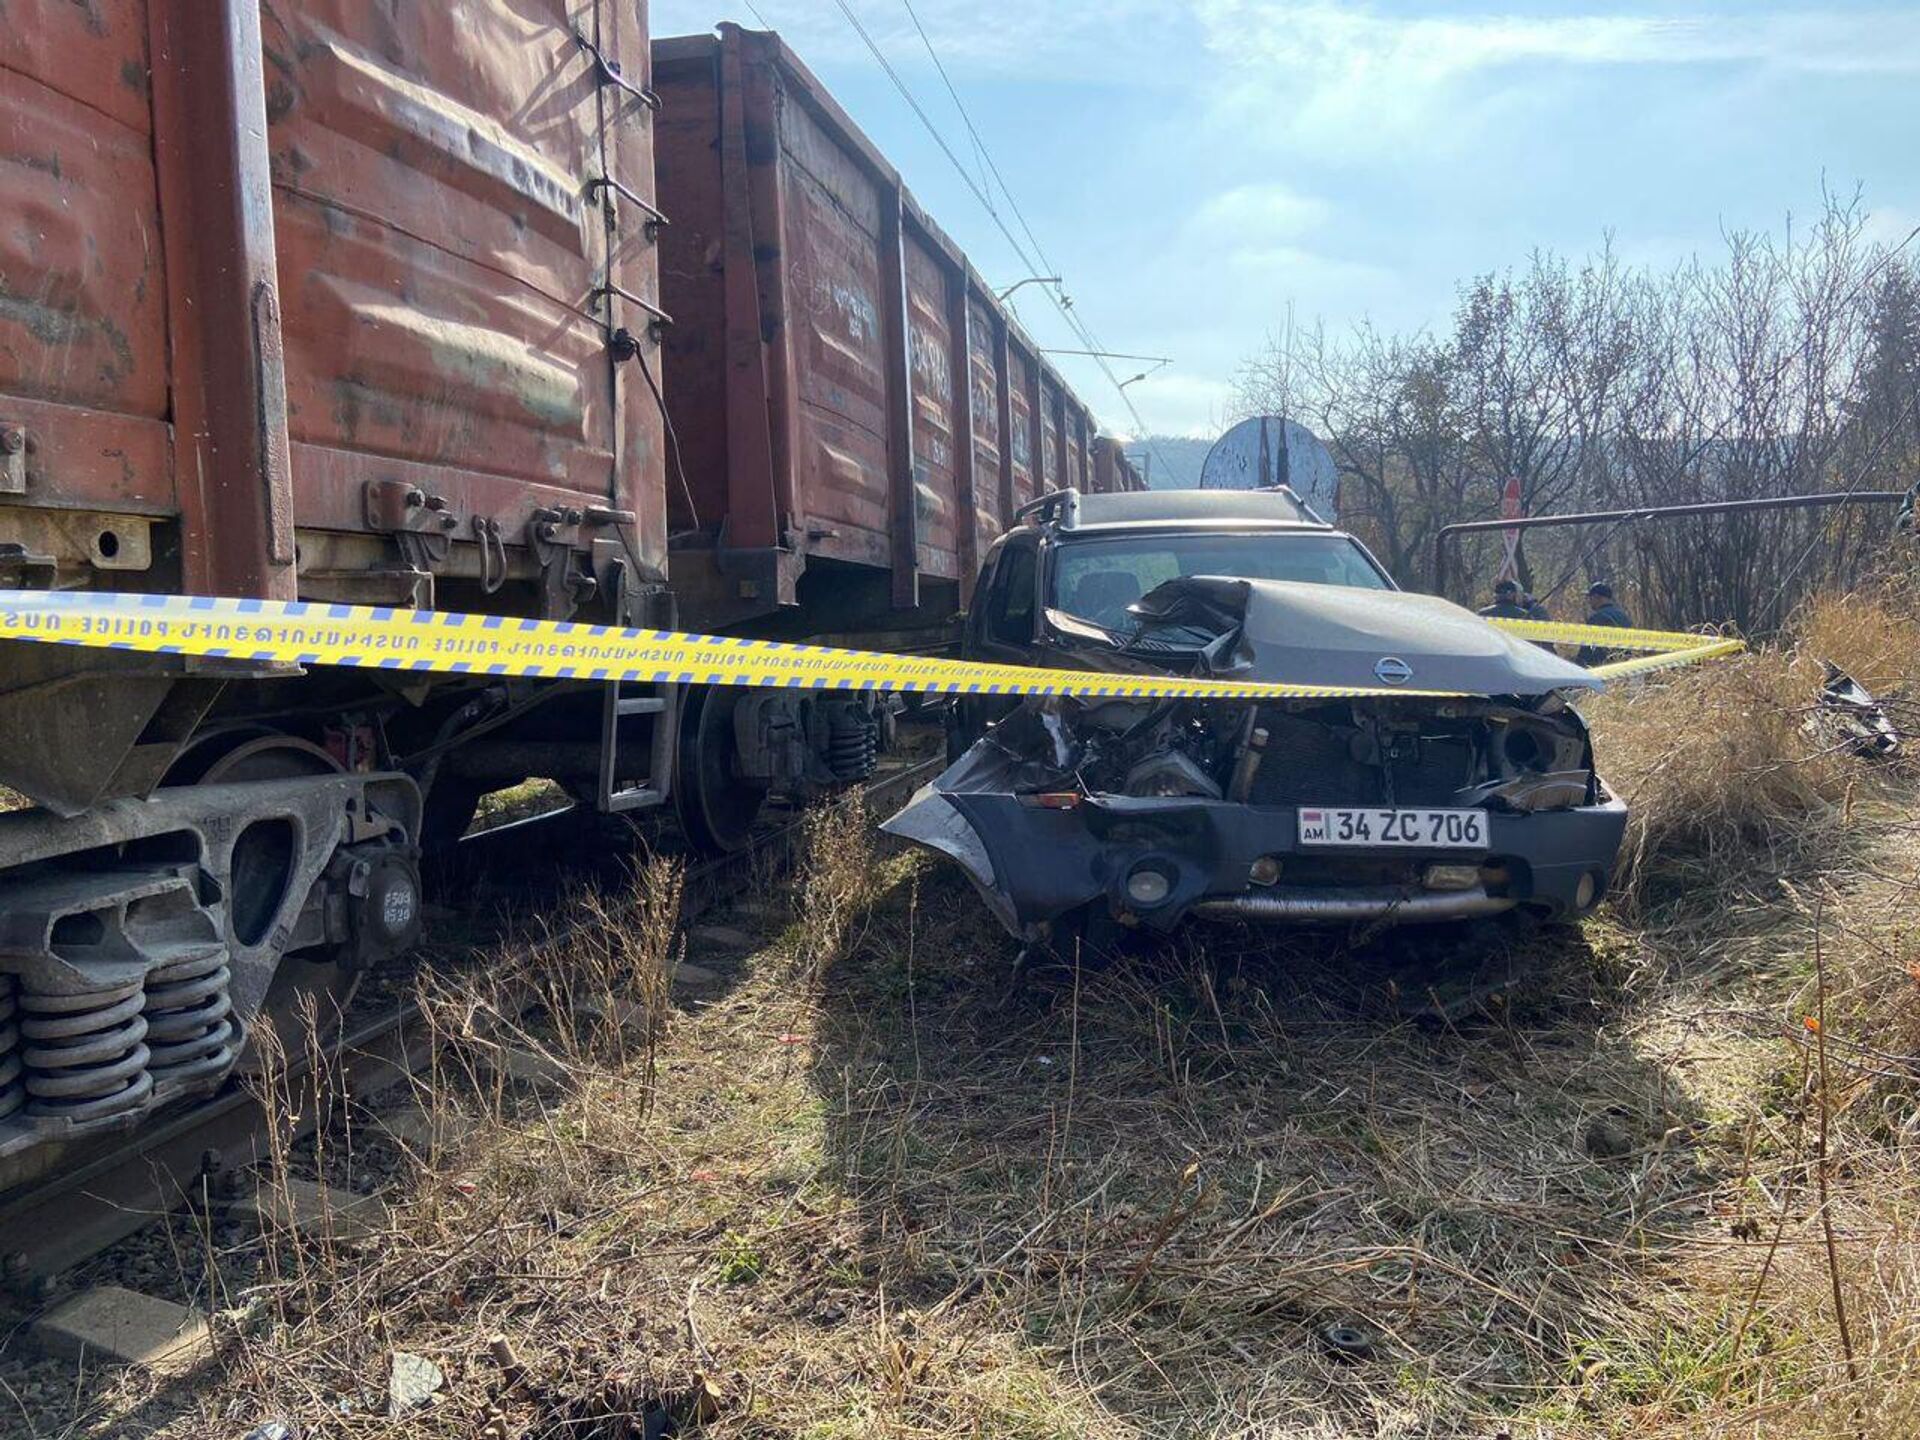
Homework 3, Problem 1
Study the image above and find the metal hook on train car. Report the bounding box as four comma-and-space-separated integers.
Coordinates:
573, 30, 662, 111
472, 516, 507, 596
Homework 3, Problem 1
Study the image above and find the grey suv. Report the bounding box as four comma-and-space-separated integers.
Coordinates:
886, 487, 1628, 944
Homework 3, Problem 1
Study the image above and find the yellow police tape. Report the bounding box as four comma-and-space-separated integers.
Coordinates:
0, 590, 1740, 702
1486, 616, 1750, 683
1586, 638, 1748, 681
1488, 616, 1730, 652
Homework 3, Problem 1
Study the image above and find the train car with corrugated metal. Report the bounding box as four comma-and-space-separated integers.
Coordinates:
651, 24, 1103, 637
0, 5, 1130, 1194
0, 0, 679, 1192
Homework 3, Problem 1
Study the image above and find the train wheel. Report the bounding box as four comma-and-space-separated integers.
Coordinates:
675, 686, 765, 853
163, 726, 334, 787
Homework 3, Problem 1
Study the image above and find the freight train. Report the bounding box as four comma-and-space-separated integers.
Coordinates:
0, 7, 1143, 1191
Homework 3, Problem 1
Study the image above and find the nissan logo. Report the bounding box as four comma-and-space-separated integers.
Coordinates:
1374, 656, 1413, 685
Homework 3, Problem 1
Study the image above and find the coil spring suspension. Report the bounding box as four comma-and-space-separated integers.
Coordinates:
826, 707, 878, 782
19, 982, 154, 1123
144, 948, 238, 1087
0, 976, 22, 1123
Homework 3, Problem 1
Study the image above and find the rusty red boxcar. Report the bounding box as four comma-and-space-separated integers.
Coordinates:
0, 0, 675, 1192
1, 0, 672, 804
1092, 436, 1148, 494
652, 24, 1104, 634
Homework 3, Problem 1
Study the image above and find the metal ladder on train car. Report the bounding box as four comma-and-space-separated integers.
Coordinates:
597, 682, 677, 813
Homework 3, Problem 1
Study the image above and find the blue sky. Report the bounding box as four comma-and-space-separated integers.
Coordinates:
649, 1, 1920, 438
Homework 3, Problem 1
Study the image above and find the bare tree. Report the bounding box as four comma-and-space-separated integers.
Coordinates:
1231, 191, 1917, 631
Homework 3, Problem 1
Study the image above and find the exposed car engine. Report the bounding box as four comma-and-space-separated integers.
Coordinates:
889, 574, 1629, 943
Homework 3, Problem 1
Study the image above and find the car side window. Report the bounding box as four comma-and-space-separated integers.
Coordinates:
986, 542, 1038, 645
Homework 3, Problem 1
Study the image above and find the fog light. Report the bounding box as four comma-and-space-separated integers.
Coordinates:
1423, 863, 1480, 892
1126, 867, 1173, 906
1575, 871, 1600, 909
1249, 855, 1283, 886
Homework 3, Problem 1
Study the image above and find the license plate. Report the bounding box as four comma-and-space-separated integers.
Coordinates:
1297, 807, 1488, 849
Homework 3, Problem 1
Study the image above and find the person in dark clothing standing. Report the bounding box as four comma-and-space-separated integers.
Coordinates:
1478, 578, 1530, 619
1479, 578, 1553, 622
1574, 581, 1632, 667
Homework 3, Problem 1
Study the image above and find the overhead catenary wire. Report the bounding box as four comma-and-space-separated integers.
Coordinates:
898, 0, 994, 202
814, 0, 1178, 481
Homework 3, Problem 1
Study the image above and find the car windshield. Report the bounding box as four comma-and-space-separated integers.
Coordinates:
1050, 532, 1391, 630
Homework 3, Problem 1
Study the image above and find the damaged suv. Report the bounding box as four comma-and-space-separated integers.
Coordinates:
884, 488, 1627, 944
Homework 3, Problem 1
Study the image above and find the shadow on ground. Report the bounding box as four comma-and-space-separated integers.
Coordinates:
808, 868, 1712, 1436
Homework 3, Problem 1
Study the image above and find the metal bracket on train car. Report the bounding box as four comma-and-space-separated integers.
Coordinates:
0, 423, 26, 495
573, 30, 662, 111
594, 284, 673, 349
585, 176, 667, 242
527, 506, 599, 618
364, 480, 459, 539
364, 478, 457, 571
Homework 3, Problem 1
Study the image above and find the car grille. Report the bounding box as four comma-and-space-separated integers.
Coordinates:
1249, 711, 1477, 808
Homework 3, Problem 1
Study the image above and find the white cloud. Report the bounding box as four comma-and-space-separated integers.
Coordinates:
1112, 371, 1239, 439
1191, 4, 1920, 154
1196, 4, 1920, 80
1863, 204, 1920, 253
654, 3, 1920, 82
649, 0, 1185, 80
1173, 185, 1393, 318
1189, 182, 1331, 241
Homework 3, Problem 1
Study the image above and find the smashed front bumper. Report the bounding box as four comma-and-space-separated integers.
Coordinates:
883, 783, 1628, 941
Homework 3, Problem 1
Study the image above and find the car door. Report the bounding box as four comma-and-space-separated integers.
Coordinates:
950, 534, 1041, 755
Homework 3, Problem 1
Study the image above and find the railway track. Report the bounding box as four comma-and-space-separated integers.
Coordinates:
0, 749, 944, 1300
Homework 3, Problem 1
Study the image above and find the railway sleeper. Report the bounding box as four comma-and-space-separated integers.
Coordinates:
0, 772, 422, 1193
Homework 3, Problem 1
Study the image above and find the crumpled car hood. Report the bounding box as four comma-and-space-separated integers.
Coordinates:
1129, 576, 1600, 696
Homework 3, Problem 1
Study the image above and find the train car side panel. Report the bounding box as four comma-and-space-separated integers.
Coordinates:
966, 294, 1006, 557
1007, 344, 1037, 514
652, 24, 1112, 632
904, 237, 960, 582
775, 70, 893, 573
1039, 372, 1063, 492
264, 0, 666, 596
0, 1, 175, 580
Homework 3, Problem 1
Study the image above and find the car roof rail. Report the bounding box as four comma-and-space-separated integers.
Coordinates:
1265, 483, 1328, 525
1015, 488, 1079, 527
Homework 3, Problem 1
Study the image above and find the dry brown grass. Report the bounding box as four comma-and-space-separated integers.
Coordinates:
1587, 587, 1920, 923
1795, 582, 1920, 698
44, 593, 1920, 1439
1586, 648, 1856, 922
470, 777, 573, 833
108, 831, 1909, 1438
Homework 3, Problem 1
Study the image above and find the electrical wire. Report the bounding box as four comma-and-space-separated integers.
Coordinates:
823, 0, 1178, 480
634, 339, 703, 539
898, 0, 994, 202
